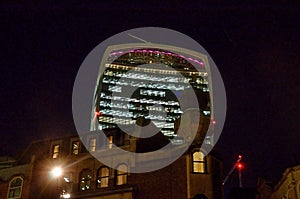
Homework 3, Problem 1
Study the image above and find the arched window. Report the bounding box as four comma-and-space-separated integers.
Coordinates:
192, 151, 207, 173
79, 169, 92, 191
97, 167, 109, 188
63, 172, 73, 193
116, 164, 128, 185
7, 177, 23, 199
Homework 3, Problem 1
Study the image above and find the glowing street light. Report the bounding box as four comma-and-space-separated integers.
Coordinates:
50, 166, 63, 179
50, 167, 71, 198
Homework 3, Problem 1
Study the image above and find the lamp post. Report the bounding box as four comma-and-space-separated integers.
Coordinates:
50, 166, 63, 198
50, 166, 71, 199
50, 166, 63, 179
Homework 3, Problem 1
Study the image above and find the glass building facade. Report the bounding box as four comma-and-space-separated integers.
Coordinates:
92, 46, 212, 142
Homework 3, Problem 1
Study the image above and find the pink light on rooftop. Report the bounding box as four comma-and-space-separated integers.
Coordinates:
109, 49, 205, 67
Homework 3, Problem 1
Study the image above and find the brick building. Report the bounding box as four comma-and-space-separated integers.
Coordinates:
0, 119, 223, 199
0, 156, 33, 199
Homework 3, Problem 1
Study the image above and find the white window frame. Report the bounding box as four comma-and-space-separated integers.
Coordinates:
7, 176, 23, 199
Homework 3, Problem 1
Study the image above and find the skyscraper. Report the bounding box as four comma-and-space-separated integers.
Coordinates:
91, 43, 214, 145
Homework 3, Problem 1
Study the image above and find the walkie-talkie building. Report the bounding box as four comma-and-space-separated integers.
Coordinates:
91, 44, 213, 144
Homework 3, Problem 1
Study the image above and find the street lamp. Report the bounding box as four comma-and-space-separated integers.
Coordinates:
50, 166, 63, 179
49, 166, 71, 198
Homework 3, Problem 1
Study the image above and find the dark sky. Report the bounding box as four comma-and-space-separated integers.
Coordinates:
1, 1, 300, 196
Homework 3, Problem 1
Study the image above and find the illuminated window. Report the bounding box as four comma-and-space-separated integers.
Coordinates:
79, 169, 92, 191
192, 151, 206, 173
7, 177, 23, 199
116, 164, 128, 185
72, 141, 80, 155
89, 138, 96, 152
52, 144, 60, 159
108, 136, 113, 149
63, 173, 73, 193
97, 167, 109, 188
63, 172, 72, 183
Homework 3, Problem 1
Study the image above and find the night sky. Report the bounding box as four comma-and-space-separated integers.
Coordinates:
1, 1, 300, 196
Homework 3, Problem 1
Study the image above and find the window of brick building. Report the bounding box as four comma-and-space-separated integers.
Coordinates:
7, 176, 23, 199
79, 169, 92, 191
97, 166, 109, 188
89, 138, 97, 152
116, 164, 128, 185
52, 144, 60, 159
72, 141, 80, 155
192, 151, 207, 173
63, 172, 73, 194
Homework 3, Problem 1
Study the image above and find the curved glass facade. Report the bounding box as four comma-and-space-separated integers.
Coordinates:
92, 46, 212, 142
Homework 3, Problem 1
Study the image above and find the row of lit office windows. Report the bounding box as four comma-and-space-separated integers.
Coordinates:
99, 100, 183, 114
98, 116, 175, 129
99, 92, 180, 106
104, 71, 207, 86
103, 77, 188, 91
98, 109, 176, 122
104, 69, 192, 83
140, 88, 166, 97
105, 63, 207, 76
104, 68, 200, 83
103, 78, 209, 93
103, 70, 208, 86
